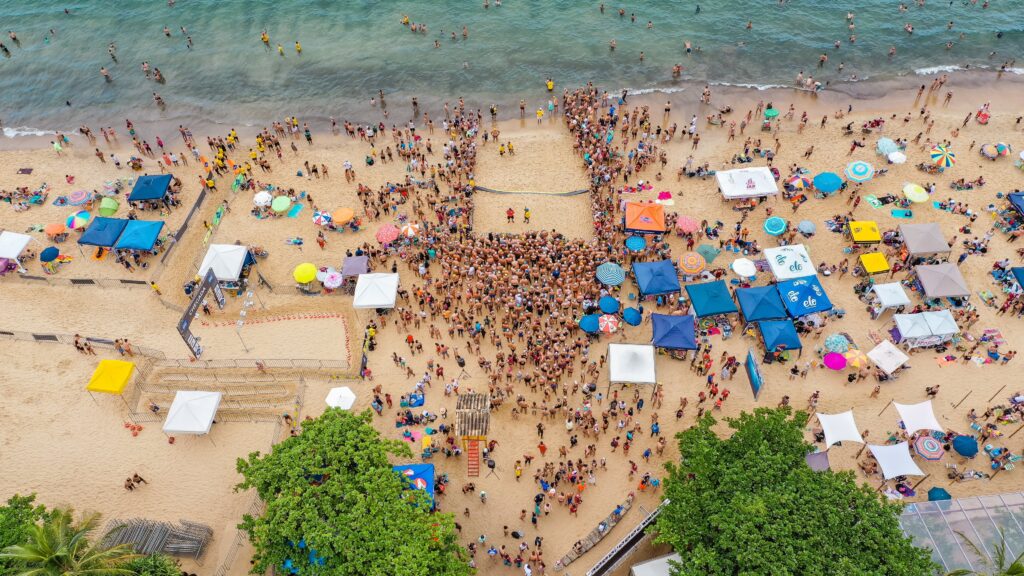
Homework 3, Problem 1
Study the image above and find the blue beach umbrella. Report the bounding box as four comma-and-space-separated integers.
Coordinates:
813, 172, 843, 193
596, 262, 626, 286
40, 247, 60, 263
623, 307, 643, 326
952, 435, 978, 458
763, 216, 787, 236
598, 296, 621, 314
797, 220, 816, 234
876, 138, 899, 155
845, 161, 875, 183
625, 235, 647, 252
578, 314, 600, 334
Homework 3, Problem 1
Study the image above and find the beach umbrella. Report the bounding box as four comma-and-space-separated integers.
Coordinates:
623, 307, 643, 326
902, 183, 929, 203
312, 210, 332, 226
99, 197, 119, 217
876, 138, 899, 155
678, 252, 706, 275
596, 262, 626, 286
887, 151, 907, 164
40, 247, 59, 263
44, 223, 66, 237
68, 189, 93, 206
927, 487, 952, 501
66, 210, 91, 230
913, 435, 945, 461
930, 145, 956, 168
400, 223, 421, 238
334, 207, 355, 224
763, 216, 787, 236
253, 191, 273, 206
376, 224, 400, 243
293, 263, 317, 284
824, 334, 850, 353
322, 271, 343, 289
695, 244, 721, 263
731, 258, 757, 277
625, 235, 646, 252
578, 314, 600, 334
675, 215, 700, 234
656, 191, 674, 206
844, 349, 869, 369
598, 296, 621, 314
813, 172, 843, 194
764, 108, 779, 119
598, 314, 621, 333
952, 435, 978, 458
324, 386, 357, 410
797, 220, 816, 235
845, 161, 875, 183
271, 196, 291, 213
823, 352, 847, 371
980, 144, 999, 159
786, 175, 811, 190
996, 142, 1012, 156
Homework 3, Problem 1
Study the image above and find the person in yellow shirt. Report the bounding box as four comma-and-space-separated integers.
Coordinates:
261, 30, 269, 45
536, 108, 544, 123
295, 41, 302, 54
250, 148, 258, 162
545, 77, 554, 91
277, 43, 284, 56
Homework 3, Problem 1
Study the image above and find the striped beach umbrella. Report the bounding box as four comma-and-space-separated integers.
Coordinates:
763, 216, 787, 236
400, 223, 421, 238
902, 183, 929, 204
597, 314, 621, 333
930, 145, 956, 168
786, 175, 811, 190
678, 252, 706, 275
996, 142, 1012, 157
68, 189, 93, 206
913, 435, 945, 461
675, 215, 700, 234
844, 349, 869, 369
312, 210, 332, 226
66, 210, 91, 230
845, 161, 875, 183
595, 262, 626, 286
375, 224, 400, 243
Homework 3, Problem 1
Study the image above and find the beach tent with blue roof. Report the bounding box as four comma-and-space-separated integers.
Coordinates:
632, 260, 681, 296
759, 320, 802, 351
113, 220, 165, 251
393, 463, 435, 507
735, 286, 788, 322
77, 217, 128, 247
1012, 267, 1024, 288
651, 314, 697, 350
776, 276, 833, 317
685, 280, 738, 317
1009, 192, 1024, 216
128, 174, 173, 202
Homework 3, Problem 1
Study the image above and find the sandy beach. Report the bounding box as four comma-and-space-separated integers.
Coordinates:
3, 68, 1024, 575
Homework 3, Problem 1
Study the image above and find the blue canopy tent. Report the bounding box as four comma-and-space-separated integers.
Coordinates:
1009, 192, 1024, 217
77, 217, 128, 247
393, 463, 435, 507
113, 220, 165, 251
685, 280, 738, 317
1011, 267, 1024, 288
776, 276, 833, 317
651, 314, 697, 350
128, 174, 173, 202
735, 286, 788, 322
759, 319, 803, 352
632, 260, 681, 296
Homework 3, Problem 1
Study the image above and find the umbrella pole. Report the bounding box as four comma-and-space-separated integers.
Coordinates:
952, 391, 971, 409
911, 474, 931, 491
1008, 423, 1024, 439
987, 384, 1006, 403
856, 444, 867, 458
877, 398, 893, 416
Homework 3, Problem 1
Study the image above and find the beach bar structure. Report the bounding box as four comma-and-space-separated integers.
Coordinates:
455, 392, 490, 450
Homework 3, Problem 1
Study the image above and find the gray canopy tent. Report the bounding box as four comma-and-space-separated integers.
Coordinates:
900, 223, 951, 259
915, 263, 970, 298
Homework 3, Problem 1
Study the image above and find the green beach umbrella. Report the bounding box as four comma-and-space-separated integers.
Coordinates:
271, 196, 292, 213
99, 197, 119, 217
764, 108, 779, 119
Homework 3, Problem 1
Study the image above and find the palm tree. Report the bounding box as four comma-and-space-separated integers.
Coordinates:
0, 508, 138, 576
946, 529, 1024, 576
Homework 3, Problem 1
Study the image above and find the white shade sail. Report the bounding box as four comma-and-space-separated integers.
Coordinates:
353, 273, 399, 309
0, 231, 31, 259
715, 167, 779, 199
325, 386, 357, 410
894, 400, 944, 435
869, 442, 926, 479
817, 411, 864, 447
163, 391, 222, 435
198, 244, 248, 282
872, 283, 911, 309
867, 340, 910, 375
764, 244, 815, 280
608, 343, 657, 384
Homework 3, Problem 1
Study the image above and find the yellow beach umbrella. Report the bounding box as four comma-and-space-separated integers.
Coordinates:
902, 183, 929, 204
293, 263, 317, 284
334, 207, 355, 224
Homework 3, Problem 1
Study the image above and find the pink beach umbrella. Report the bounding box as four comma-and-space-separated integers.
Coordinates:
823, 352, 847, 371
676, 215, 700, 234
375, 224, 400, 243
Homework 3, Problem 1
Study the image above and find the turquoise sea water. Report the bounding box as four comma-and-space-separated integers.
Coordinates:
0, 0, 1021, 136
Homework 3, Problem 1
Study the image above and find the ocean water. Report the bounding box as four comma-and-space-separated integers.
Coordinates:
0, 0, 1021, 135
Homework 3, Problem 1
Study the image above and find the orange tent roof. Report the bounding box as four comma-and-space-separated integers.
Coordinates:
624, 202, 666, 234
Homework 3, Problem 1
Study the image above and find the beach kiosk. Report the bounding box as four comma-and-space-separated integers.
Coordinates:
847, 220, 881, 245
859, 252, 890, 276
632, 260, 681, 297
764, 244, 815, 280
736, 286, 788, 324
868, 282, 911, 318
758, 319, 802, 357
893, 311, 959, 349
85, 359, 135, 407
715, 167, 779, 200
77, 217, 128, 250
914, 263, 970, 299
867, 340, 910, 376
650, 313, 697, 359
113, 220, 164, 253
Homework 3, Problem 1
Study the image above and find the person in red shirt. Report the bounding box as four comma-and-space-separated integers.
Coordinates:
506, 207, 515, 223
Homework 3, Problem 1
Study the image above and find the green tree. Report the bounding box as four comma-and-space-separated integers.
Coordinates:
236, 409, 472, 576
0, 507, 138, 576
122, 553, 181, 576
946, 530, 1024, 575
653, 408, 936, 576
0, 494, 52, 573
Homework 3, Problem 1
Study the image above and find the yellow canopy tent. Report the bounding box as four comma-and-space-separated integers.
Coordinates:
860, 252, 890, 275
849, 220, 881, 244
86, 360, 135, 405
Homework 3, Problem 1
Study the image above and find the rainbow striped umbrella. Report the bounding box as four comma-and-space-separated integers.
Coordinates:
914, 435, 945, 461
996, 142, 1012, 157
678, 252, 706, 275
66, 210, 91, 229
786, 175, 811, 190
845, 161, 875, 183
930, 145, 956, 168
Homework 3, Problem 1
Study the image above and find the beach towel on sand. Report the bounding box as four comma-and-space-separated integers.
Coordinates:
864, 195, 882, 209
287, 204, 304, 218
891, 209, 913, 219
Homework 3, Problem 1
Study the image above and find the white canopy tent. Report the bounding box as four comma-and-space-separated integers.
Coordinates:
893, 311, 958, 348
817, 411, 864, 447
924, 309, 959, 336
872, 283, 911, 309
867, 340, 910, 375
630, 553, 682, 576
198, 244, 249, 282
608, 343, 657, 384
869, 442, 926, 479
894, 400, 944, 435
715, 167, 779, 199
764, 244, 815, 280
0, 231, 32, 272
163, 391, 222, 435
353, 273, 399, 309
325, 386, 357, 410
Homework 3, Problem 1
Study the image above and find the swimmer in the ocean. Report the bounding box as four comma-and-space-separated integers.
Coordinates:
295, 40, 302, 54
277, 43, 284, 56
261, 30, 269, 45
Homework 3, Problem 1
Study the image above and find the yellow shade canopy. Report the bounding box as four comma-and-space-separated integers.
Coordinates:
860, 252, 890, 275
849, 221, 881, 244
293, 263, 317, 284
86, 360, 135, 395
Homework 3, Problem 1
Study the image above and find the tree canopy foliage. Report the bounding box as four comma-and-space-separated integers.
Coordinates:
0, 494, 52, 573
653, 408, 936, 576
0, 507, 138, 576
236, 409, 471, 576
